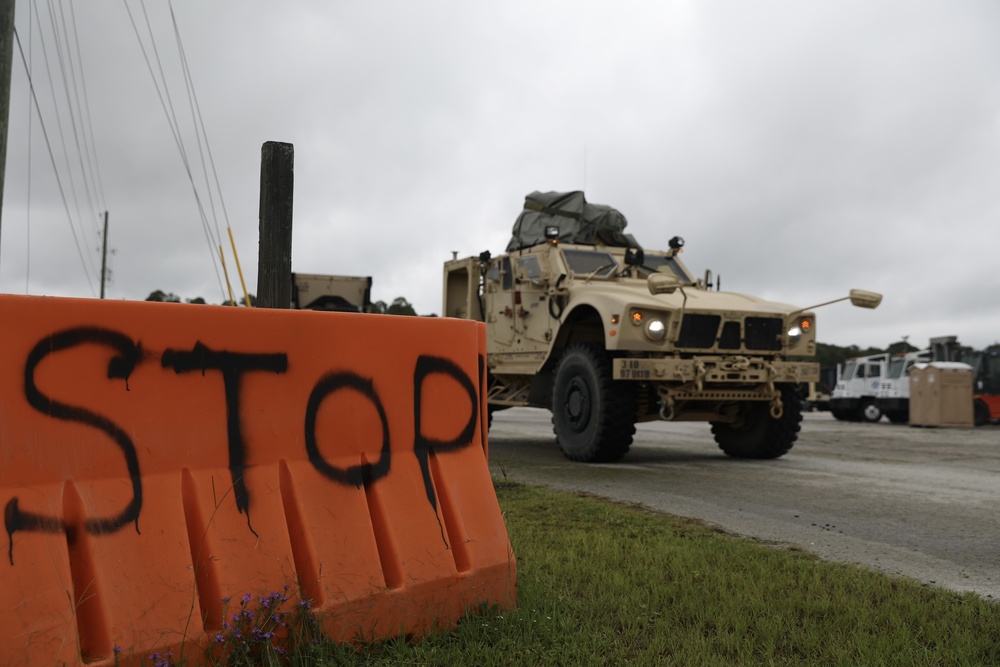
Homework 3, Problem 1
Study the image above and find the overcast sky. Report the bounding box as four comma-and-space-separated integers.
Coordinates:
3, 1, 999, 350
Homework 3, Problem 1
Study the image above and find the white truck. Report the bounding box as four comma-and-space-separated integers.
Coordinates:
830, 353, 889, 422
874, 349, 931, 423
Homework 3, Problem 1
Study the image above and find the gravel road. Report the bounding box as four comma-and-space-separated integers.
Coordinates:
487, 408, 1000, 600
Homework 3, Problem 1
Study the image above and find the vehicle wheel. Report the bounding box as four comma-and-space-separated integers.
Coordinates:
861, 401, 883, 423
886, 410, 908, 424
974, 399, 990, 427
551, 343, 636, 462
711, 384, 802, 459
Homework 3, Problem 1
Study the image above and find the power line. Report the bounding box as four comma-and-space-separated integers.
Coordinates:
29, 0, 100, 283
124, 0, 226, 301
64, 0, 107, 214
13, 23, 99, 296
169, 0, 249, 305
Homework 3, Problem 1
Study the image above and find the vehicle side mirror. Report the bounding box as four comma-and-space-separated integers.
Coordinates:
648, 273, 682, 295
849, 289, 882, 309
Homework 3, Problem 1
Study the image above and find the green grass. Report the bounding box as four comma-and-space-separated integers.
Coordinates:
184, 480, 999, 666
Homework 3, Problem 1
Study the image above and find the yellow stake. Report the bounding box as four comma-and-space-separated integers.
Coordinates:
219, 244, 236, 306
228, 227, 252, 308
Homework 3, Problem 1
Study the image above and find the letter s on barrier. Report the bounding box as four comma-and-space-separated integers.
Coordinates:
6, 327, 143, 564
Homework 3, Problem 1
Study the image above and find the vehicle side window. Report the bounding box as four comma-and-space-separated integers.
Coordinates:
487, 257, 513, 290
517, 256, 542, 283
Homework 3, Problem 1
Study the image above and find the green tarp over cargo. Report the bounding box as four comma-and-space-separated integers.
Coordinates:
507, 191, 640, 252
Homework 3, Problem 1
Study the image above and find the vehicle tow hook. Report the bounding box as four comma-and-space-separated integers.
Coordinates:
659, 399, 676, 421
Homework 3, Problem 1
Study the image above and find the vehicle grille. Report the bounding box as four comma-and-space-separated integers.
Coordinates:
676, 314, 784, 351
744, 317, 783, 351
676, 314, 721, 349
718, 321, 741, 350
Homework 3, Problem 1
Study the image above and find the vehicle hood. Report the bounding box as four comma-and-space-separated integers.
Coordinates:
569, 280, 803, 316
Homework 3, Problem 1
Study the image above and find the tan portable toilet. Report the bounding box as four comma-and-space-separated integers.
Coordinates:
909, 362, 974, 427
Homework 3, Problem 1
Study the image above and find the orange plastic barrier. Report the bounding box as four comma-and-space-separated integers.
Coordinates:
0, 295, 515, 665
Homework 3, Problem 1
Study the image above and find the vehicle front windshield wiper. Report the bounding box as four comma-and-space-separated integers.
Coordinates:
581, 262, 618, 282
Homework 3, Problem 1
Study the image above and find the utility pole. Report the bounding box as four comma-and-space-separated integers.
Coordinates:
100, 211, 108, 298
0, 0, 16, 262
256, 141, 293, 309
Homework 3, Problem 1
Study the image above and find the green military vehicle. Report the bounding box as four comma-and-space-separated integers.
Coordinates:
443, 191, 881, 462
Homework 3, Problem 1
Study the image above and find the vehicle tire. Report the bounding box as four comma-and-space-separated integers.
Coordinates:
861, 400, 883, 423
886, 410, 908, 424
551, 343, 636, 462
974, 399, 990, 427
711, 384, 802, 459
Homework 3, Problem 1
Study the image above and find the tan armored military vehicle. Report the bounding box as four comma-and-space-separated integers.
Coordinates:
443, 191, 881, 462
291, 273, 372, 312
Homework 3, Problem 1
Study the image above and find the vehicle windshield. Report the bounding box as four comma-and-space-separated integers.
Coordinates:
562, 249, 618, 279
887, 358, 906, 379
637, 254, 692, 282
842, 360, 858, 380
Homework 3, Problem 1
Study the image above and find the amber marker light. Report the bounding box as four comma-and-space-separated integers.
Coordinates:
787, 316, 813, 344
611, 314, 620, 324
631, 310, 643, 325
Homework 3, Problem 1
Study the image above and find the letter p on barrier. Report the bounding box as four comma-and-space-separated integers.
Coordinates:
0, 295, 515, 665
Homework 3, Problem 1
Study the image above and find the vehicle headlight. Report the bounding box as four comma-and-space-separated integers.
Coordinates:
787, 317, 812, 345
644, 318, 667, 341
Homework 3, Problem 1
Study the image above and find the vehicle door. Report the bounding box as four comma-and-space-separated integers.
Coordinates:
483, 255, 516, 349
510, 253, 552, 355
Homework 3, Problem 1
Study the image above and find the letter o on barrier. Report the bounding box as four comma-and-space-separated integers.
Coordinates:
304, 372, 391, 486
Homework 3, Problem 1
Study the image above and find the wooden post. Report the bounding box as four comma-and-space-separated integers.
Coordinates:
0, 0, 16, 258
256, 141, 294, 308
100, 211, 108, 298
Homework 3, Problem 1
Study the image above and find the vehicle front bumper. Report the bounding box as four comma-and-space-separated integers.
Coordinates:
612, 356, 818, 399
875, 397, 908, 412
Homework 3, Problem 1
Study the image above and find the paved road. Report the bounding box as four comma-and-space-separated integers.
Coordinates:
487, 408, 1000, 599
